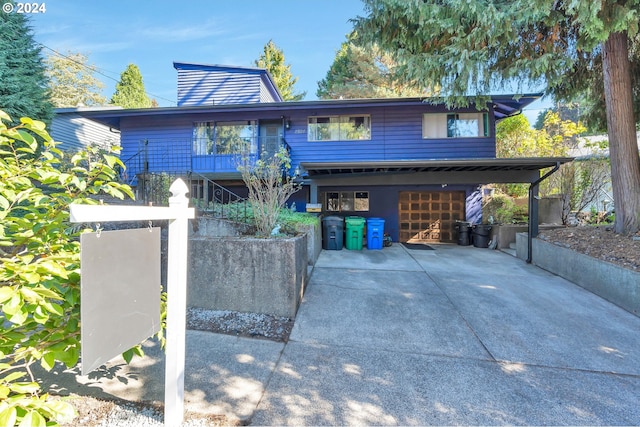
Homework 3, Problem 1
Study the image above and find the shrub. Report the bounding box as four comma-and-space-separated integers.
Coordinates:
238, 147, 301, 237
0, 110, 138, 426
483, 193, 517, 224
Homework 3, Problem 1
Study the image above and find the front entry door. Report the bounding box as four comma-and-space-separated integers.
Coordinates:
260, 121, 282, 159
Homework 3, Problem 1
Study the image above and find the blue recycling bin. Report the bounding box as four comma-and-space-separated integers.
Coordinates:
366, 217, 385, 250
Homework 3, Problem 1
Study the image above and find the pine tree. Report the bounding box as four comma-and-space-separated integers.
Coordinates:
110, 64, 152, 109
45, 51, 107, 107
0, 9, 52, 123
317, 33, 435, 99
255, 40, 306, 101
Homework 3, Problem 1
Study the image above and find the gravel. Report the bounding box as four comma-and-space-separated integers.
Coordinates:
186, 307, 294, 342
59, 395, 234, 426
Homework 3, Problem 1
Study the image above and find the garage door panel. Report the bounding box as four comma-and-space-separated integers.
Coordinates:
398, 191, 465, 243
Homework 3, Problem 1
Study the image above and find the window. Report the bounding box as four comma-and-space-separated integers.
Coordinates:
422, 113, 489, 138
193, 121, 257, 155
308, 115, 371, 141
324, 191, 369, 212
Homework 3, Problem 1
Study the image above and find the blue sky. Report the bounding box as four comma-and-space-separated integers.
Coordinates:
30, 0, 548, 121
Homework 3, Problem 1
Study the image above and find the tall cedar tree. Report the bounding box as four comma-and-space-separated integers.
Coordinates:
110, 64, 152, 109
0, 9, 52, 124
255, 40, 306, 101
45, 51, 107, 107
317, 32, 433, 99
355, 0, 640, 235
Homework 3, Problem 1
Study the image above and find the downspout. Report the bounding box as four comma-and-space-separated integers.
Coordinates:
527, 161, 561, 263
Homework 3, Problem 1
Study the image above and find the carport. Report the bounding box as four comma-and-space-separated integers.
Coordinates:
301, 157, 573, 257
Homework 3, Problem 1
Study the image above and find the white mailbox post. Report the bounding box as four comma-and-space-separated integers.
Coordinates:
70, 178, 195, 426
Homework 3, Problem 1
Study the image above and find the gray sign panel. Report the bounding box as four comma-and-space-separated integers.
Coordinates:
80, 227, 161, 375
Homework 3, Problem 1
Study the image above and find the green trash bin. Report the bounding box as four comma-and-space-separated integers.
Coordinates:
345, 216, 365, 250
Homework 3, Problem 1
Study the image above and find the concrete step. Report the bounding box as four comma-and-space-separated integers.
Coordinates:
501, 247, 517, 257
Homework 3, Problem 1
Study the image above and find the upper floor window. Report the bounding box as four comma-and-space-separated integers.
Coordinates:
423, 113, 489, 139
308, 115, 371, 141
193, 121, 257, 155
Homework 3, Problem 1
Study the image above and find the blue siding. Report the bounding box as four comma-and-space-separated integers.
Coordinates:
119, 116, 192, 185
285, 105, 496, 171
115, 103, 499, 181
174, 63, 282, 107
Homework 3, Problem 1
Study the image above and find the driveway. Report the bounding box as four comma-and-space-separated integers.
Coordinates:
251, 244, 640, 425
39, 243, 640, 425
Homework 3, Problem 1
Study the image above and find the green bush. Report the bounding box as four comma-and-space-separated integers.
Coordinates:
483, 193, 517, 224
0, 110, 139, 426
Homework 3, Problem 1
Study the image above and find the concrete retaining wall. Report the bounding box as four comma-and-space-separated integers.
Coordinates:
516, 232, 640, 316
491, 224, 563, 249
188, 234, 308, 318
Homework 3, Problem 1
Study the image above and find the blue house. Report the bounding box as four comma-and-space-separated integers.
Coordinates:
76, 62, 571, 243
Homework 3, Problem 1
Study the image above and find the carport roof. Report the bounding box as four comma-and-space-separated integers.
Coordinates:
300, 157, 574, 178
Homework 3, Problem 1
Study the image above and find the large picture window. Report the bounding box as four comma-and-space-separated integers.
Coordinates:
308, 115, 371, 141
193, 121, 257, 155
423, 113, 489, 139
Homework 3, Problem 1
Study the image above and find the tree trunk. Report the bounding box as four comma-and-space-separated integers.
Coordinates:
602, 32, 640, 234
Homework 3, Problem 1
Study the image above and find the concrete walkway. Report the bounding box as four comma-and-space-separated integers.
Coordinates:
40, 244, 640, 425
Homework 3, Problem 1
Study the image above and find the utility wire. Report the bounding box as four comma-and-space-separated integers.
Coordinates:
39, 44, 177, 106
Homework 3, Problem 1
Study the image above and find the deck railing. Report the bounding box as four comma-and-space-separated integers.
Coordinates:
123, 138, 285, 223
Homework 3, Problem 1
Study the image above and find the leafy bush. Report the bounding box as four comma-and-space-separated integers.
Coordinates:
483, 193, 517, 224
0, 110, 137, 426
200, 200, 319, 236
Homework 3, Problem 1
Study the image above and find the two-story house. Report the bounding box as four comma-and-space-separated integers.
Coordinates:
71, 62, 571, 243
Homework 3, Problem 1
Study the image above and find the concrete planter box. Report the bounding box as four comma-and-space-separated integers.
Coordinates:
188, 233, 308, 318
516, 232, 640, 316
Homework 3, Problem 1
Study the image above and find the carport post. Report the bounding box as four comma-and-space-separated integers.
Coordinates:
527, 162, 561, 263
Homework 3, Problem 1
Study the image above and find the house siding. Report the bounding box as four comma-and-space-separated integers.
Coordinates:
50, 112, 120, 151
285, 105, 496, 169
177, 69, 262, 106
116, 103, 498, 181
174, 63, 282, 106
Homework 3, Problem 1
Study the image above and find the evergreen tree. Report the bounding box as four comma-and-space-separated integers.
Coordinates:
317, 33, 434, 99
45, 51, 107, 107
255, 40, 306, 101
0, 9, 52, 123
110, 64, 152, 109
355, 0, 640, 234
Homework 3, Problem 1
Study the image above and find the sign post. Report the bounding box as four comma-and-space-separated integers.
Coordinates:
70, 178, 194, 426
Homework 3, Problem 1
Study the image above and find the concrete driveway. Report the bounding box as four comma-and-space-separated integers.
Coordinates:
40, 243, 640, 425
251, 244, 640, 425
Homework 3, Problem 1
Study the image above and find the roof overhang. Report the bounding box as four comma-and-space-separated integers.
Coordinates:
72, 94, 542, 130
300, 157, 573, 185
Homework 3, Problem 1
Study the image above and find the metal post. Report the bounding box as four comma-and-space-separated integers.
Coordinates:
164, 179, 190, 426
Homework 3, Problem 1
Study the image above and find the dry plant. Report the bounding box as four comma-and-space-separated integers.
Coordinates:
238, 146, 300, 237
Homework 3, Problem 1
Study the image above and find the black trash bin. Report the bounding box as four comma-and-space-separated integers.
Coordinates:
456, 221, 472, 246
472, 224, 492, 248
322, 216, 344, 250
